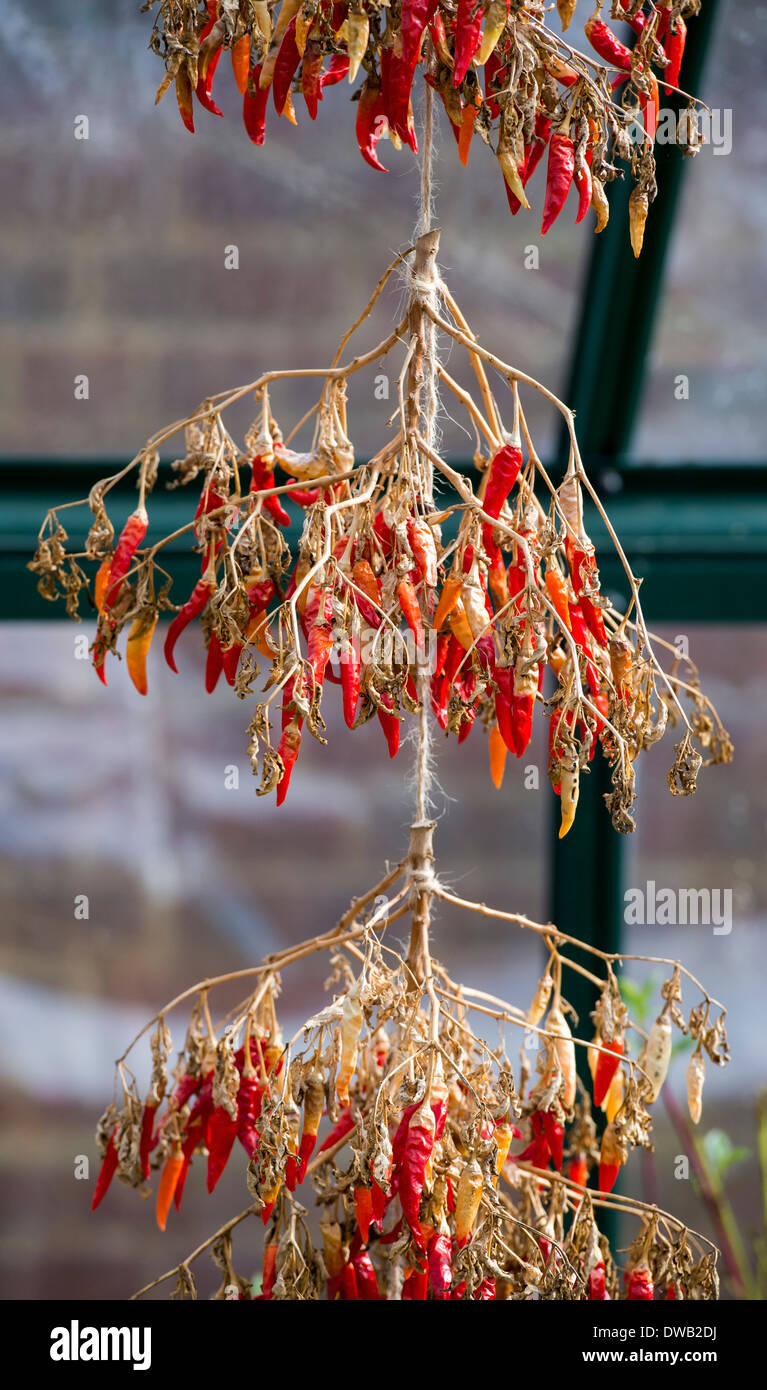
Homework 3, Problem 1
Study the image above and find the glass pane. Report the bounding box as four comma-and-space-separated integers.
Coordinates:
618, 622, 764, 1290
1, 4, 589, 465
630, 0, 767, 460
0, 622, 548, 1296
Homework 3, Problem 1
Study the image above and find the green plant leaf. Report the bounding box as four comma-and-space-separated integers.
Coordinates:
702, 1128, 750, 1180
619, 976, 656, 1027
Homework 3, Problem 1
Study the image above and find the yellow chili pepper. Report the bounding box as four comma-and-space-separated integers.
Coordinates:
629, 185, 649, 259
558, 757, 579, 839
336, 978, 363, 1107
547, 1003, 576, 1109
477, 0, 509, 63
344, 10, 370, 84
493, 1119, 515, 1187
126, 611, 158, 696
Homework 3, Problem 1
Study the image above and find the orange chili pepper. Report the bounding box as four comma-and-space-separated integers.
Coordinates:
156, 1145, 184, 1231
231, 34, 251, 94
458, 92, 480, 166
455, 1158, 483, 1247
397, 575, 424, 649
544, 566, 571, 631
449, 602, 474, 651
488, 724, 507, 790
432, 574, 462, 629
353, 1185, 375, 1243
126, 612, 158, 696
94, 557, 111, 614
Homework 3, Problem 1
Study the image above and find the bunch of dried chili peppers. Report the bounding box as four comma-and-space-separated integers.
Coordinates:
92, 856, 728, 1300
32, 237, 731, 837
145, 0, 702, 254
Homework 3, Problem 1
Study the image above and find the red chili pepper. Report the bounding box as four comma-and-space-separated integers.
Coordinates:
301, 40, 324, 120
663, 17, 686, 95
402, 1265, 429, 1299
317, 1107, 354, 1155
236, 1075, 263, 1159
355, 78, 389, 172
352, 1250, 382, 1300
593, 1034, 624, 1107
164, 574, 215, 673
206, 1105, 239, 1193
377, 691, 400, 758
475, 1277, 496, 1300
243, 65, 269, 144
271, 20, 301, 115
276, 715, 302, 806
251, 455, 290, 526
584, 14, 632, 71
260, 1243, 278, 1300
589, 1261, 610, 1300
483, 49, 504, 119
397, 575, 424, 649
483, 440, 523, 518
427, 1231, 452, 1298
665, 1281, 677, 1300
541, 1111, 564, 1171
340, 634, 361, 728
453, 0, 483, 86
525, 113, 552, 185
205, 632, 225, 693
380, 47, 418, 150
340, 1262, 360, 1300
139, 1103, 157, 1181
304, 586, 334, 692
353, 1185, 375, 1243
91, 1128, 119, 1211
566, 539, 608, 647
493, 667, 516, 755
401, 0, 439, 67
574, 149, 593, 224
627, 1265, 654, 1300
195, 6, 224, 117
320, 53, 350, 91
398, 1101, 435, 1250
541, 129, 575, 235
104, 507, 148, 610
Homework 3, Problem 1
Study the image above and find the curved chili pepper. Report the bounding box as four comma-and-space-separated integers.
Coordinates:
156, 1146, 184, 1231
401, 0, 439, 67
236, 1075, 263, 1159
276, 715, 302, 805
355, 78, 389, 172
453, 0, 483, 87
377, 692, 400, 758
340, 634, 361, 728
104, 507, 148, 610
305, 586, 334, 692
352, 557, 382, 625
541, 1111, 564, 1171
340, 1262, 360, 1300
243, 64, 269, 144
320, 53, 350, 91
541, 129, 575, 235
483, 440, 523, 518
380, 47, 418, 150
164, 574, 215, 673
402, 1265, 429, 1299
584, 14, 632, 71
399, 1100, 435, 1249
317, 1107, 354, 1156
568, 1153, 589, 1188
574, 148, 593, 224
94, 557, 111, 613
206, 1105, 239, 1193
126, 611, 158, 696
138, 1103, 157, 1181
544, 566, 571, 630
91, 1128, 119, 1211
272, 20, 301, 115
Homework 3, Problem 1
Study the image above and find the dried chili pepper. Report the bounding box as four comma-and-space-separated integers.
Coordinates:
317, 1106, 354, 1156
91, 1128, 119, 1211
377, 691, 400, 758
453, 0, 484, 87
353, 1185, 375, 1243
104, 507, 148, 610
455, 1158, 483, 1246
541, 127, 575, 236
260, 1242, 278, 1300
399, 1098, 436, 1248
687, 1048, 705, 1126
547, 1002, 576, 1108
94, 557, 111, 613
569, 1152, 589, 1188
598, 1121, 623, 1193
541, 1111, 564, 1171
126, 611, 158, 696
352, 557, 382, 624
276, 714, 302, 806
156, 1145, 184, 1231
433, 574, 462, 630
231, 34, 251, 94
204, 632, 224, 693
427, 1231, 452, 1298
629, 184, 649, 258
336, 978, 363, 1106
352, 1250, 382, 1300
593, 1033, 624, 1108
251, 455, 290, 526
483, 439, 523, 519
627, 1263, 654, 1300
663, 17, 686, 94
207, 1105, 239, 1193
402, 1264, 429, 1300
196, 6, 224, 117
355, 78, 388, 173
243, 65, 269, 144
584, 12, 632, 70
589, 1261, 610, 1299
301, 40, 324, 119
164, 570, 216, 673
642, 1011, 672, 1102
398, 575, 425, 649
175, 67, 195, 133
380, 46, 417, 150
488, 723, 507, 789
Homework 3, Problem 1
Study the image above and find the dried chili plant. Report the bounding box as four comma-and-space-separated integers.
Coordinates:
141, 0, 705, 252
32, 232, 732, 837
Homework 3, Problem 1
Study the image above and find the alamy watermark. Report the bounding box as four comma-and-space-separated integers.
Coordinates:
624, 880, 732, 936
